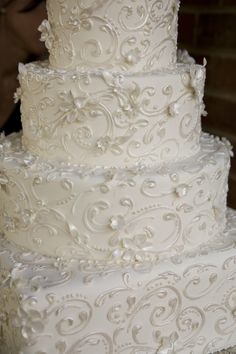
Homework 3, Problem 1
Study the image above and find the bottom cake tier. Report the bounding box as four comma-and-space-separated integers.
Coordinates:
1, 209, 236, 354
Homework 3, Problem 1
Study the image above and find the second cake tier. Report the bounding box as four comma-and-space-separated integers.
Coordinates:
18, 61, 206, 167
0, 133, 231, 262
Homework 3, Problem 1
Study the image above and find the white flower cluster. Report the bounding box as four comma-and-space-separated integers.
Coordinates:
38, 19, 55, 50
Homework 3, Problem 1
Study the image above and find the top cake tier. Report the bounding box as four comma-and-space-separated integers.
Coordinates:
41, 0, 180, 72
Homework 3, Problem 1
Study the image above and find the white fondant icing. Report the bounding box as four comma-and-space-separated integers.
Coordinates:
19, 61, 205, 167
41, 0, 180, 71
0, 133, 231, 262
0, 209, 236, 354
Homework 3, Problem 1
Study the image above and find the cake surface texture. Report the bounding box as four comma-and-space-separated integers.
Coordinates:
0, 0, 236, 353
0, 132, 231, 262
19, 61, 205, 167
42, 0, 179, 71
1, 210, 236, 354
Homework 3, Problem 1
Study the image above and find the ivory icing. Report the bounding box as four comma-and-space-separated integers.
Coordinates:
18, 61, 206, 167
40, 0, 180, 71
0, 132, 231, 262
0, 209, 236, 354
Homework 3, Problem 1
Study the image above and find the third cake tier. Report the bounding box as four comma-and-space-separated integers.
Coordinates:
0, 133, 231, 262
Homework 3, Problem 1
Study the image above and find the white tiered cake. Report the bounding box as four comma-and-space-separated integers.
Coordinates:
0, 1, 236, 353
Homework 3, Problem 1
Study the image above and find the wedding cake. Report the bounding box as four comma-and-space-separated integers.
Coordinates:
0, 1, 236, 353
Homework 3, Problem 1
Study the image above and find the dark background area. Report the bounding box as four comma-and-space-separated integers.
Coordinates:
178, 0, 236, 208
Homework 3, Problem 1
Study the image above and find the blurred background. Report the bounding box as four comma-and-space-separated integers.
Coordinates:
179, 0, 236, 209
